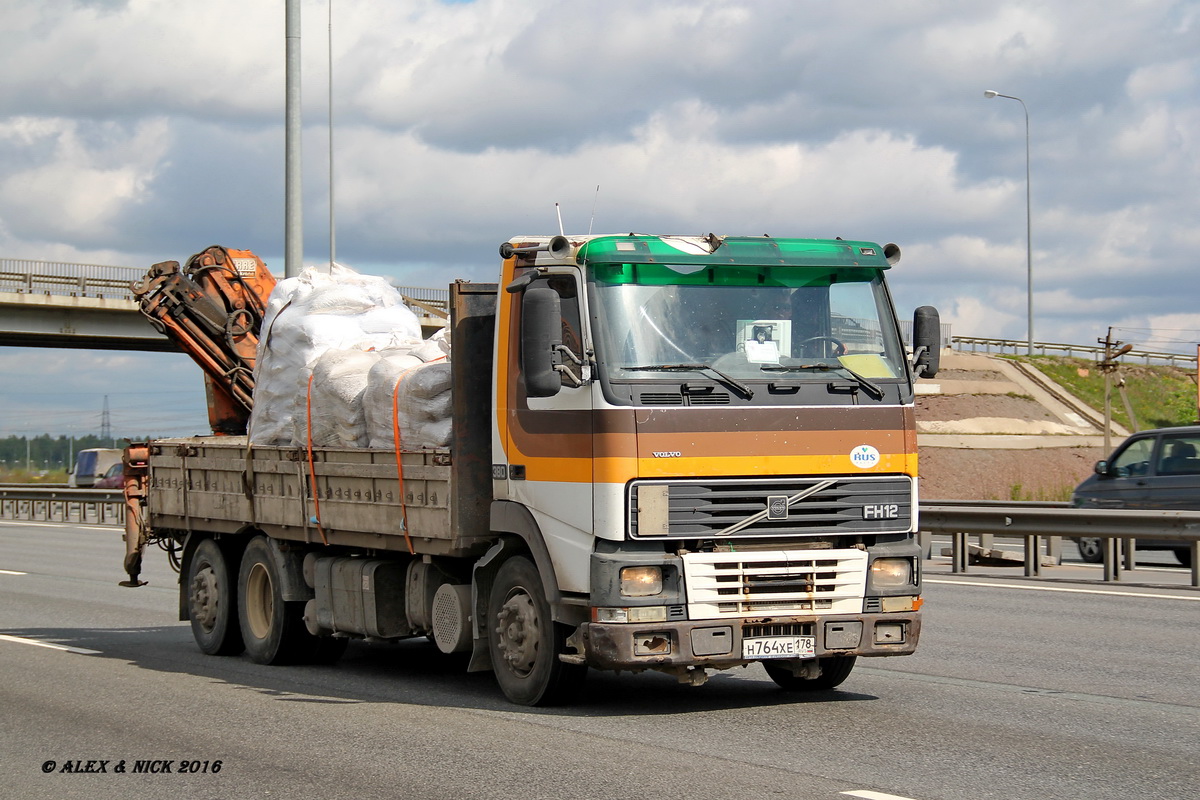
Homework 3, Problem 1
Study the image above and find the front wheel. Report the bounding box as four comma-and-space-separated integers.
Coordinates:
1173, 547, 1193, 568
487, 556, 586, 706
764, 655, 857, 691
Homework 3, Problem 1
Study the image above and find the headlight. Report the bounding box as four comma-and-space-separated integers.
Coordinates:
620, 566, 663, 597
870, 558, 912, 586
594, 606, 668, 623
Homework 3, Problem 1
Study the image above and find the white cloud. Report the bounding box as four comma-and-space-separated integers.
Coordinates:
1126, 58, 1199, 101
1, 0, 1199, 433
0, 117, 170, 242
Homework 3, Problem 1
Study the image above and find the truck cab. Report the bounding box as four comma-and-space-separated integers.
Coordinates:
490, 234, 938, 696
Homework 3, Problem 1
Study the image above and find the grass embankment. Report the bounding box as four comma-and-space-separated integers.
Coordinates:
0, 468, 68, 484
989, 355, 1196, 501
1005, 355, 1198, 432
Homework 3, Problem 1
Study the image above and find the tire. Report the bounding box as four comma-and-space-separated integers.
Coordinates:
237, 536, 316, 666
1173, 547, 1193, 568
1075, 537, 1103, 563
186, 538, 243, 656
764, 655, 857, 691
487, 556, 586, 706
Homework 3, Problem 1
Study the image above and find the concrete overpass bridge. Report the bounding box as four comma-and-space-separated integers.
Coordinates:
0, 257, 448, 351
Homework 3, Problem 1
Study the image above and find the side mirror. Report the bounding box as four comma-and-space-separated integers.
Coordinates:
1094, 460, 1109, 476
912, 306, 941, 378
521, 285, 562, 398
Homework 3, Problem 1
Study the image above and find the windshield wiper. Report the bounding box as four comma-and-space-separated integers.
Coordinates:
627, 363, 754, 399
760, 363, 885, 400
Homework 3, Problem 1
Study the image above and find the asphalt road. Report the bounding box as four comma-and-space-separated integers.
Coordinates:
1, 520, 1197, 800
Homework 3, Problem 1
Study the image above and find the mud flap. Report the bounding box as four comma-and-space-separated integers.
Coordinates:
467, 538, 522, 673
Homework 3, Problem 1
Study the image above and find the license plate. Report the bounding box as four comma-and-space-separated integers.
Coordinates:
742, 635, 815, 660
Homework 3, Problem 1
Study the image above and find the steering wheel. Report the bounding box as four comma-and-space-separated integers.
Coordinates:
796, 335, 846, 357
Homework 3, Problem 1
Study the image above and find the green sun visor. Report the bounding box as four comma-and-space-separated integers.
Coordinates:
577, 235, 894, 273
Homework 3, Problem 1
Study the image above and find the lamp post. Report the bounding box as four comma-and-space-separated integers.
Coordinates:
984, 89, 1033, 356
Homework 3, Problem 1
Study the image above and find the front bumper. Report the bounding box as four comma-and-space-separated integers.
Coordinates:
576, 611, 921, 671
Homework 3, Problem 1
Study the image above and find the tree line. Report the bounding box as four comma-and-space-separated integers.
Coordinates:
0, 434, 137, 471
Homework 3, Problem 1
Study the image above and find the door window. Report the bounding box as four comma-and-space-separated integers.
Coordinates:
1110, 438, 1154, 477
1156, 434, 1200, 475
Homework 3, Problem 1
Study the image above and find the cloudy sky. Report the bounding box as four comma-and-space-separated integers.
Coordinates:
1, 0, 1198, 439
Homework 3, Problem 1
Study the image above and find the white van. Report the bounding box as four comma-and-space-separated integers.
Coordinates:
68, 448, 122, 488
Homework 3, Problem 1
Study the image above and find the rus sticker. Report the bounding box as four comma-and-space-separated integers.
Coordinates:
850, 445, 880, 469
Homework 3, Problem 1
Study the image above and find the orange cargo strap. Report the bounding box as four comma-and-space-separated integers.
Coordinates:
305, 374, 329, 546
391, 356, 447, 556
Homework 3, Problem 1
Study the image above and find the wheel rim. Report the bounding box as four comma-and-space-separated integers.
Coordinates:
245, 562, 274, 640
496, 589, 540, 677
190, 565, 219, 633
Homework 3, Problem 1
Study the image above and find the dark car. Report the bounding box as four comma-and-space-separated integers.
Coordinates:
1072, 425, 1199, 567
93, 462, 124, 489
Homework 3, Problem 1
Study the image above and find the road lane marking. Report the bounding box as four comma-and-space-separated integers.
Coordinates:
842, 792, 920, 800
0, 633, 100, 655
0, 569, 27, 575
926, 578, 1200, 602
0, 520, 115, 531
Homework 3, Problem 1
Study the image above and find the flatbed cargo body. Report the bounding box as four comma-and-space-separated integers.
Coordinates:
143, 437, 489, 557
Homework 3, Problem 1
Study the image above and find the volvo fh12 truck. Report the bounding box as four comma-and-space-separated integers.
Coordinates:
121, 233, 941, 705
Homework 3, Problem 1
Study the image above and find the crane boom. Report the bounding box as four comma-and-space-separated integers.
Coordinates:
132, 245, 276, 435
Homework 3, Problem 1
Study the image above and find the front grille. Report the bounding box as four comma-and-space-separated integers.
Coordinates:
630, 475, 912, 539
683, 549, 867, 620
744, 622, 814, 638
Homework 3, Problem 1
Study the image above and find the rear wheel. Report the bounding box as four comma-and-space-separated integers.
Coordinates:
764, 655, 857, 691
187, 538, 243, 656
487, 556, 586, 706
1075, 537, 1103, 563
1173, 547, 1193, 568
238, 536, 336, 665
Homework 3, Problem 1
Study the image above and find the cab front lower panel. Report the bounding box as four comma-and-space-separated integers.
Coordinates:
577, 612, 921, 671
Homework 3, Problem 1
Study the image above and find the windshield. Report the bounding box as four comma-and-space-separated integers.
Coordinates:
588, 262, 908, 384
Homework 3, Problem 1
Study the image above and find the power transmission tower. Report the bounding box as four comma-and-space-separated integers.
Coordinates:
101, 395, 112, 446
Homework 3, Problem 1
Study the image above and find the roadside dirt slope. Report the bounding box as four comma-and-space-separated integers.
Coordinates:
915, 354, 1106, 500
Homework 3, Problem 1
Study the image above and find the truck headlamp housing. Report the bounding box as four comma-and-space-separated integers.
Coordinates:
593, 606, 668, 623
870, 558, 912, 587
620, 566, 663, 597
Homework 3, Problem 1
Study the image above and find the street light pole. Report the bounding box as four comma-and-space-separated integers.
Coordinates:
285, 0, 303, 279
984, 90, 1033, 356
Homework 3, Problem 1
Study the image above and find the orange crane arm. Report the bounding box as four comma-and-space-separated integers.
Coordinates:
132, 245, 277, 435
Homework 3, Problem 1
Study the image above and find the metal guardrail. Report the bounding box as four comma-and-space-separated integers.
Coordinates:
0, 258, 144, 301
0, 486, 125, 526
899, 320, 954, 349
0, 258, 451, 314
4, 489, 1194, 588
952, 335, 1198, 368
920, 500, 1200, 587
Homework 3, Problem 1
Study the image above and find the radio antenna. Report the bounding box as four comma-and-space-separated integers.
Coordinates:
555, 202, 565, 235
588, 185, 600, 235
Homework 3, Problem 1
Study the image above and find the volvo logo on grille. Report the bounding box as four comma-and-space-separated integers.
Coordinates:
767, 495, 789, 520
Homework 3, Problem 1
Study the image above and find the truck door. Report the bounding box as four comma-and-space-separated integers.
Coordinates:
505, 271, 594, 594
